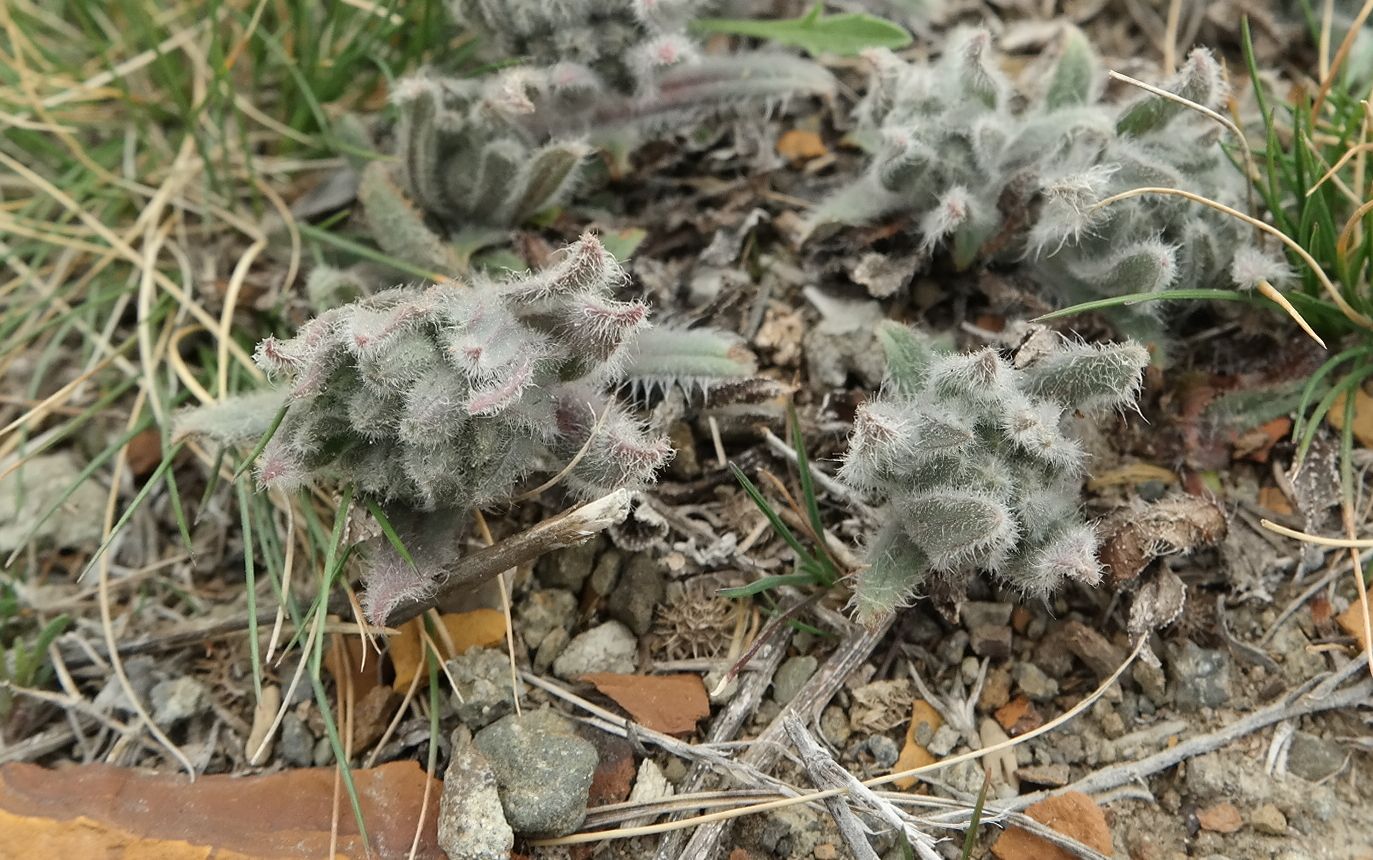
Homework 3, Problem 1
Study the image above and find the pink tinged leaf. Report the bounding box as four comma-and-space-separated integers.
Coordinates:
466, 358, 535, 416
568, 294, 650, 357
362, 549, 439, 627
256, 442, 306, 493
254, 336, 300, 376
548, 231, 621, 294
609, 427, 673, 477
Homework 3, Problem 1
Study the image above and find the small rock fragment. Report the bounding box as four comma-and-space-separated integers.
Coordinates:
474, 709, 598, 836
865, 734, 900, 768
278, 712, 316, 768
150, 677, 208, 726
1015, 763, 1070, 787
978, 666, 1012, 711
1251, 803, 1287, 835
533, 626, 569, 675
970, 625, 1012, 659
553, 621, 638, 680
438, 732, 514, 860
1012, 662, 1059, 702
606, 553, 666, 636
1132, 660, 1169, 706
1285, 732, 1346, 782
588, 547, 622, 598
0, 454, 106, 552
625, 759, 674, 827
962, 601, 1014, 631
1168, 641, 1231, 712
819, 706, 851, 746
926, 724, 961, 757
771, 656, 818, 706
1196, 801, 1243, 834
448, 648, 522, 729
537, 540, 600, 591
516, 589, 576, 650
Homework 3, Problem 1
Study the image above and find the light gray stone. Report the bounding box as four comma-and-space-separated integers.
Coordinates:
516, 589, 576, 650
279, 712, 315, 767
1286, 732, 1346, 782
553, 621, 638, 679
150, 677, 208, 725
448, 647, 522, 729
439, 732, 514, 859
1013, 662, 1059, 702
771, 655, 818, 705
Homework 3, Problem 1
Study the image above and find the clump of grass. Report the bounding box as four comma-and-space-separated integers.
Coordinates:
0, 0, 447, 842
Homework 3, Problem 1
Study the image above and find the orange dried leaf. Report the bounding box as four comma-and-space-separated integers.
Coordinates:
1336, 598, 1373, 651
324, 633, 383, 703
991, 791, 1112, 860
892, 700, 942, 790
1257, 485, 1294, 516
776, 129, 828, 163
1197, 801, 1244, 833
581, 673, 710, 735
391, 609, 508, 692
0, 761, 442, 859
1328, 388, 1373, 448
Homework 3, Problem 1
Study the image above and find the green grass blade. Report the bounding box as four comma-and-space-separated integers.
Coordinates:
719, 573, 821, 599
1033, 289, 1263, 322
729, 463, 818, 568
237, 481, 264, 703
364, 497, 416, 568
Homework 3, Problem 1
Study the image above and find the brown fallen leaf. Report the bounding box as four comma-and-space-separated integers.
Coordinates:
991, 791, 1112, 860
324, 633, 384, 704
0, 761, 441, 859
776, 129, 828, 163
1085, 462, 1178, 491
1336, 598, 1373, 651
124, 428, 165, 479
1197, 800, 1244, 833
581, 673, 710, 735
390, 608, 508, 692
1328, 388, 1373, 448
1257, 485, 1294, 516
892, 700, 942, 790
1232, 416, 1292, 463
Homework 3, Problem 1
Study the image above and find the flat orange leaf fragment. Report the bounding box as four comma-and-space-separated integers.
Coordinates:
991, 791, 1112, 860
776, 129, 828, 163
1197, 801, 1244, 833
1328, 388, 1373, 448
1336, 598, 1373, 651
892, 700, 942, 790
581, 673, 710, 735
0, 761, 442, 859
391, 608, 508, 691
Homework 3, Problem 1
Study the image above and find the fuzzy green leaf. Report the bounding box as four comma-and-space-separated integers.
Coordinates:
691, 5, 912, 57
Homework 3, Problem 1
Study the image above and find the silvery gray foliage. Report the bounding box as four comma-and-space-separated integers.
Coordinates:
840, 321, 1149, 627
356, 2, 833, 264
815, 27, 1257, 321
250, 233, 671, 511
179, 235, 683, 625
443, 0, 834, 139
